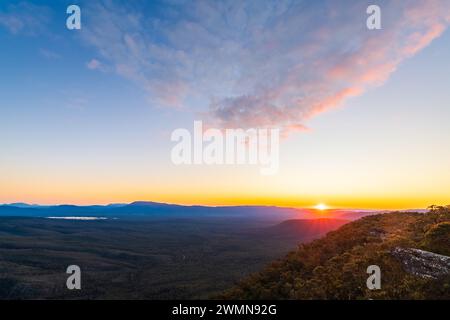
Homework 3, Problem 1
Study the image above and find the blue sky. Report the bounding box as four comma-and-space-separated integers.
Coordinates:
1, 0, 450, 208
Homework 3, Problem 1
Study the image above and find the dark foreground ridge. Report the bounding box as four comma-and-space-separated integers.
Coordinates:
221, 207, 450, 299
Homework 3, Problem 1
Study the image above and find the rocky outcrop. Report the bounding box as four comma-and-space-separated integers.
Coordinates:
391, 247, 450, 279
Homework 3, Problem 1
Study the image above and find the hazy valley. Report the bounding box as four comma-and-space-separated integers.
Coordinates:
0, 203, 348, 299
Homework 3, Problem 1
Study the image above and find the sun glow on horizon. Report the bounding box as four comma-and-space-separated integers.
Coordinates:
314, 203, 329, 211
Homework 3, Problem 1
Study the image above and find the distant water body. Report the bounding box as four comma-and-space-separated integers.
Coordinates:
46, 216, 108, 220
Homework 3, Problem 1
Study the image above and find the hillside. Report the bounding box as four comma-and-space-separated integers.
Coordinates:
221, 206, 450, 299
262, 219, 349, 242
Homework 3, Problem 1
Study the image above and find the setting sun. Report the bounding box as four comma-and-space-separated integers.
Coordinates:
314, 203, 329, 211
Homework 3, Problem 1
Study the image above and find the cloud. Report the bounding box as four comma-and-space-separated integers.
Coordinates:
87, 59, 102, 70
39, 48, 61, 60
0, 2, 51, 35
81, 0, 450, 133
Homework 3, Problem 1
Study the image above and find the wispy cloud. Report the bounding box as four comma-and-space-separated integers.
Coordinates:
39, 48, 61, 60
81, 0, 450, 133
0, 2, 51, 35
86, 58, 104, 71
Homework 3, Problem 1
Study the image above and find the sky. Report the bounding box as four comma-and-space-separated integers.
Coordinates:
1, 0, 450, 209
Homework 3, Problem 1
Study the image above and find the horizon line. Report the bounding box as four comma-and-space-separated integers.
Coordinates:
0, 200, 430, 212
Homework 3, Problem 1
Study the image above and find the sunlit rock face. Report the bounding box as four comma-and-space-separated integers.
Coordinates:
392, 247, 450, 279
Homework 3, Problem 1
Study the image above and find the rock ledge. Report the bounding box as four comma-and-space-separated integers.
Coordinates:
391, 247, 450, 279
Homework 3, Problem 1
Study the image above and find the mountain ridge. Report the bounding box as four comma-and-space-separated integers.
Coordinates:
0, 201, 395, 221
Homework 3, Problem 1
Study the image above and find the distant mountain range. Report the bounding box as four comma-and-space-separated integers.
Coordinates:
0, 201, 425, 221
0, 201, 305, 220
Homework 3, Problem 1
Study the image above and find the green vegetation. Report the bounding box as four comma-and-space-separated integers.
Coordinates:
221, 207, 450, 299
421, 206, 450, 256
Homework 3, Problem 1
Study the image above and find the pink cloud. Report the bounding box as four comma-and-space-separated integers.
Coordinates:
87, 59, 102, 70
402, 24, 446, 56
207, 1, 450, 135
80, 0, 450, 135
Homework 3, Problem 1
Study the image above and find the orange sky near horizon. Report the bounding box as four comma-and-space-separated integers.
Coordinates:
1, 185, 448, 210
